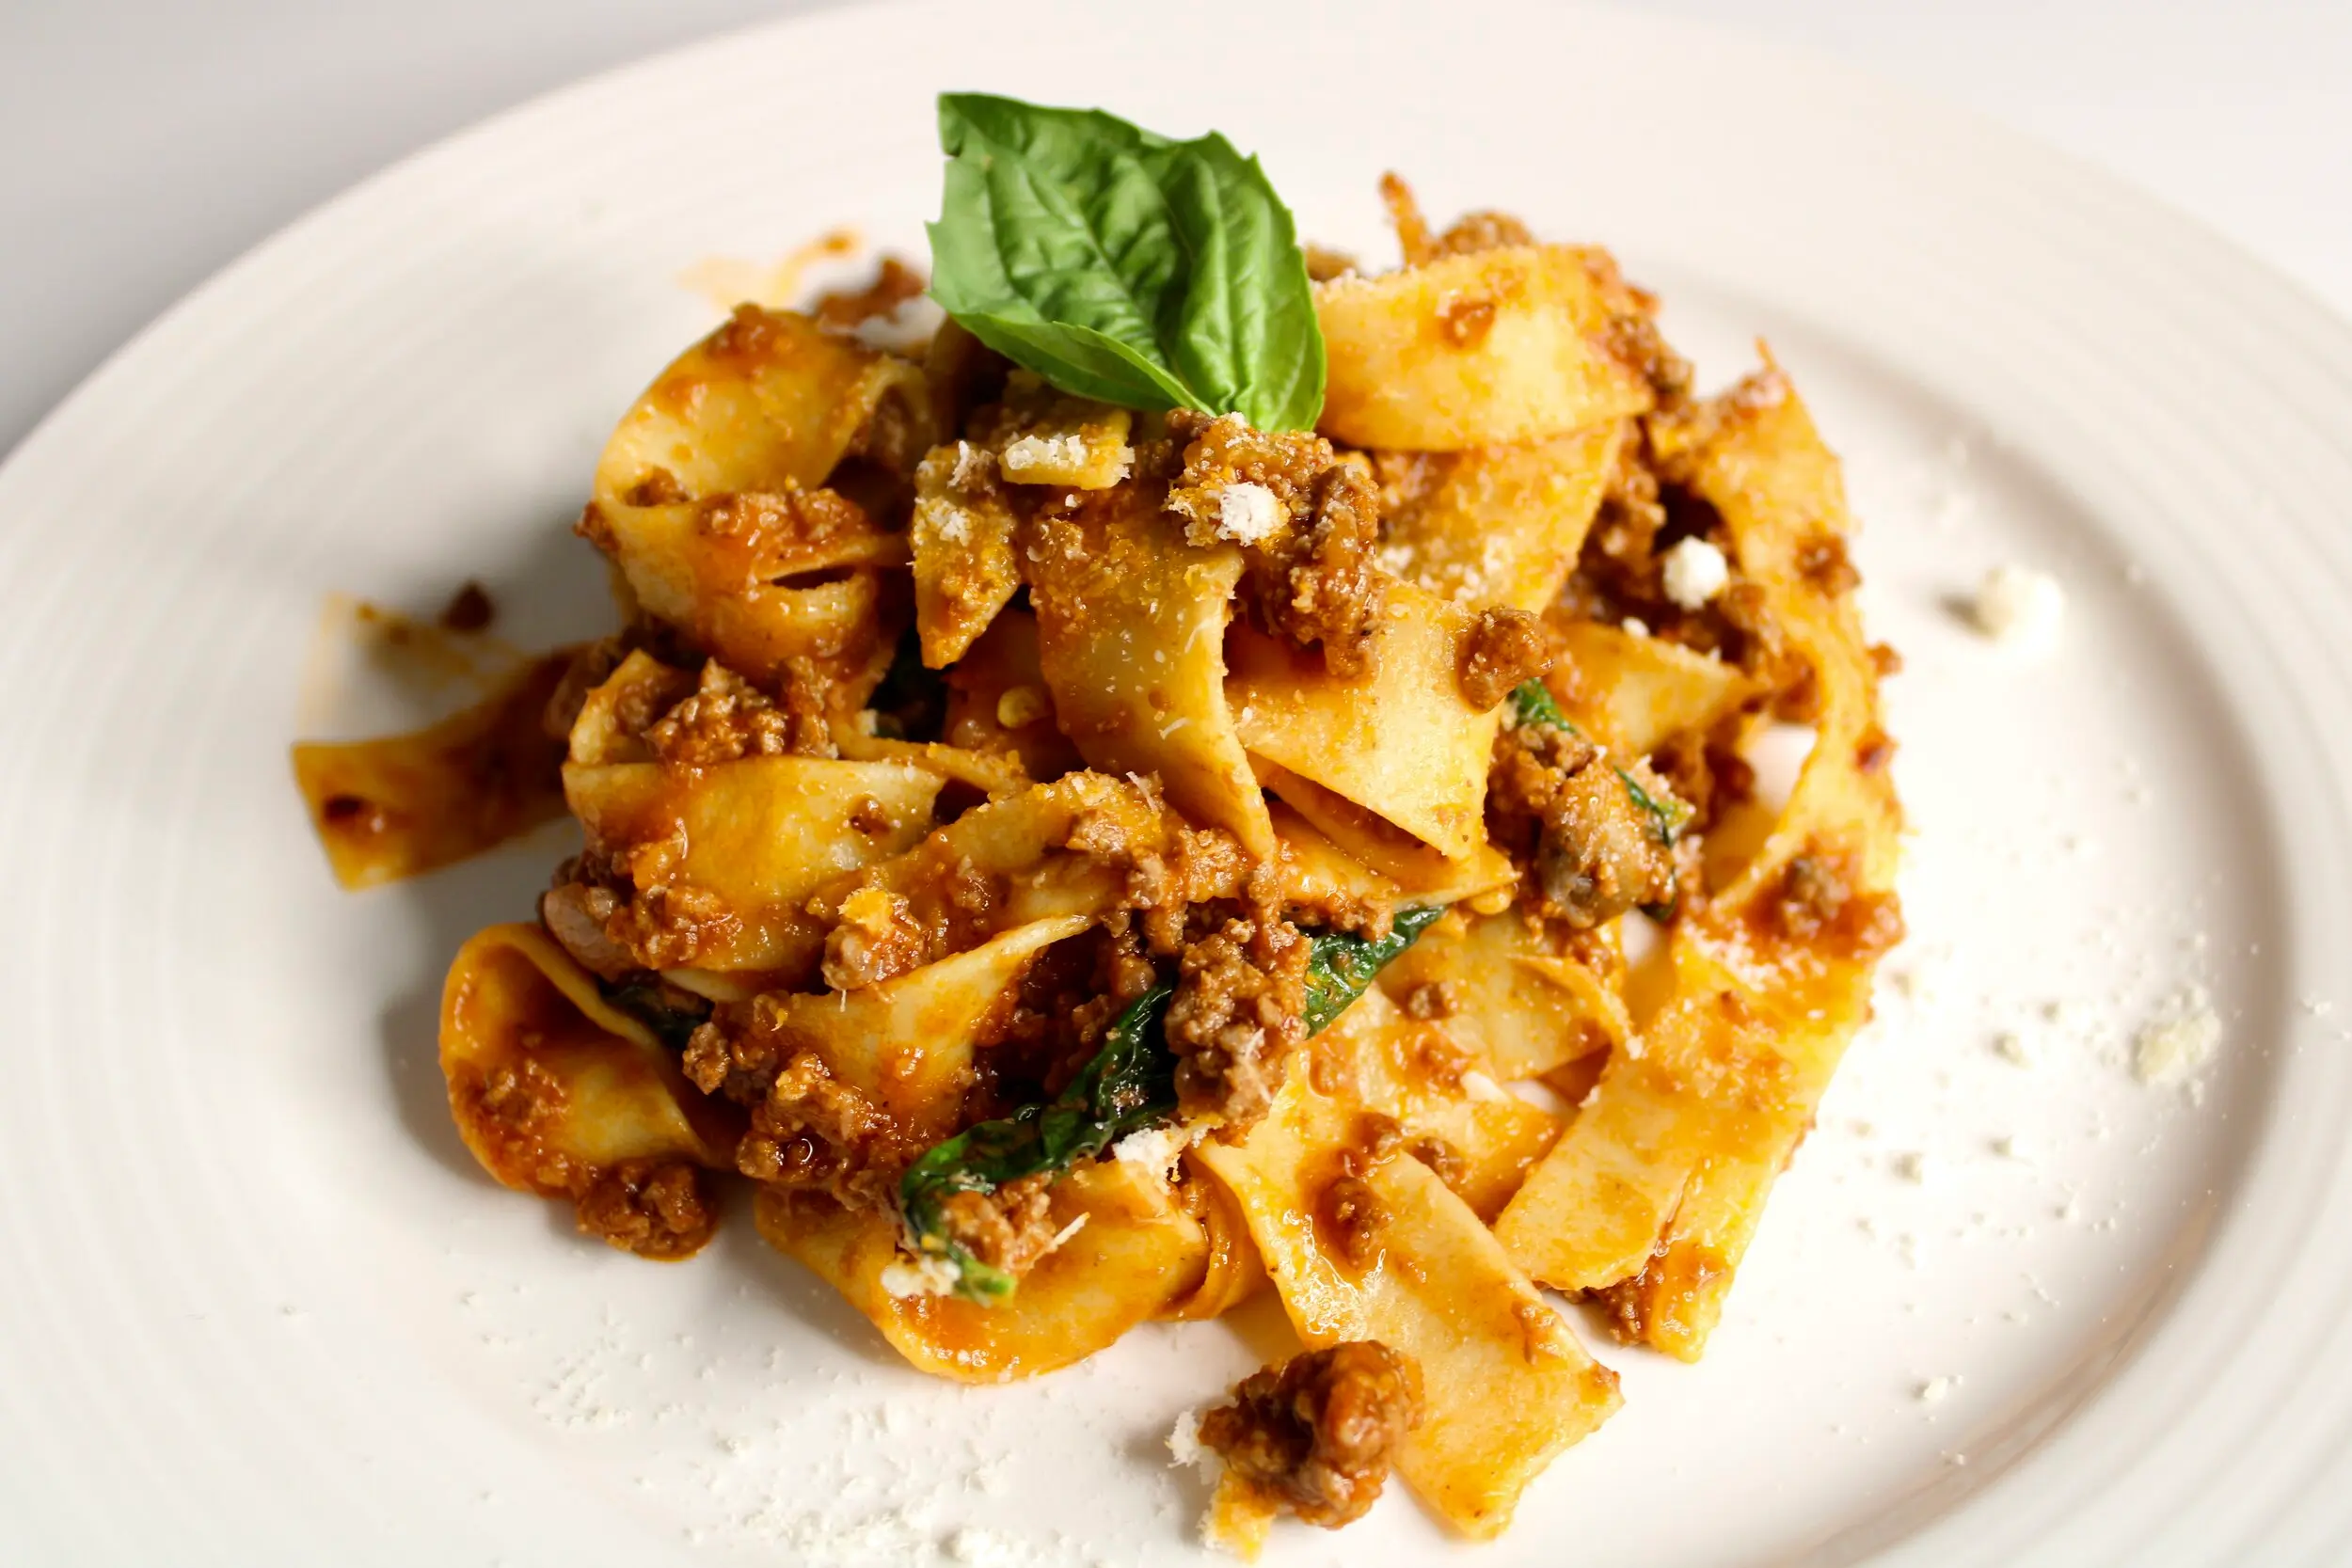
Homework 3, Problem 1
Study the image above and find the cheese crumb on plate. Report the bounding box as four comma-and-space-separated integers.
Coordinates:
1968, 563, 2065, 651
2134, 984, 2222, 1087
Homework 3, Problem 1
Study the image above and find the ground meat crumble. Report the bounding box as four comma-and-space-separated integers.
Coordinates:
455, 1057, 718, 1261
935, 1173, 1061, 1275
1164, 908, 1311, 1128
1162, 411, 1387, 679
729, 1049, 909, 1212
1457, 605, 1551, 710
1200, 1341, 1424, 1529
1759, 848, 1905, 962
573, 1159, 718, 1260
1487, 721, 1678, 927
644, 658, 833, 763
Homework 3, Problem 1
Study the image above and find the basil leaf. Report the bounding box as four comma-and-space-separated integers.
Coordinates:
928, 93, 1325, 432
1506, 678, 1690, 847
598, 977, 709, 1052
1507, 678, 1572, 732
1302, 905, 1447, 1032
898, 985, 1177, 1303
1617, 768, 1693, 849
898, 912, 1438, 1301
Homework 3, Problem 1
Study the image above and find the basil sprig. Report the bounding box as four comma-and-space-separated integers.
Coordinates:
1303, 905, 1446, 1031
1508, 679, 1692, 848
898, 914, 1437, 1302
898, 984, 1177, 1304
927, 93, 1325, 432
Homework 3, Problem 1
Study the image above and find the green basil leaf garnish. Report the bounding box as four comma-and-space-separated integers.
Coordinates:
898, 984, 1177, 1304
1302, 905, 1447, 1032
898, 912, 1437, 1301
1507, 678, 1691, 847
1507, 678, 1572, 732
927, 93, 1325, 432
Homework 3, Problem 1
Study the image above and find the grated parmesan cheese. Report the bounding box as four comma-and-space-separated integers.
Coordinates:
1916, 1376, 1954, 1404
877, 1254, 961, 1299
1167, 1408, 1216, 1472
1114, 1123, 1193, 1182
2134, 984, 2222, 1087
1969, 564, 2065, 650
1660, 537, 1731, 610
1211, 483, 1284, 546
1039, 1212, 1089, 1259
1002, 433, 1089, 474
946, 1525, 1027, 1566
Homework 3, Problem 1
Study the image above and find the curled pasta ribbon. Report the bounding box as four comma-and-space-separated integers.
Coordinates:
438, 924, 741, 1259
1496, 370, 1903, 1360
755, 1159, 1208, 1384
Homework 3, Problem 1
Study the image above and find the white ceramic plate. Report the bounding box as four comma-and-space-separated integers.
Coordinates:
6, 2, 2351, 1563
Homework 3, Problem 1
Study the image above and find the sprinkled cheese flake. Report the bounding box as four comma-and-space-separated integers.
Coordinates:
1969, 563, 2065, 651
1167, 1409, 1215, 1472
1916, 1376, 1955, 1405
1002, 432, 1089, 474
947, 1525, 1027, 1566
1113, 1123, 1193, 1182
2134, 984, 2222, 1087
1211, 483, 1284, 546
1660, 537, 1731, 610
877, 1254, 961, 1299
1041, 1212, 1090, 1258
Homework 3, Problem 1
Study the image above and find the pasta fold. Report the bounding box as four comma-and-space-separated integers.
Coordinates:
1550, 619, 1755, 757
1375, 908, 1627, 1083
439, 923, 739, 1258
1375, 422, 1624, 611
1026, 492, 1274, 858
293, 649, 574, 890
734, 915, 1089, 1145
562, 752, 941, 976
1316, 247, 1655, 450
1496, 370, 1901, 1359
1230, 579, 1497, 862
583, 306, 929, 699
1198, 1060, 1616, 1539
755, 1160, 1207, 1383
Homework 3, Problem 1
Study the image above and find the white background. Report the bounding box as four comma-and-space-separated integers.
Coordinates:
3, 0, 2348, 460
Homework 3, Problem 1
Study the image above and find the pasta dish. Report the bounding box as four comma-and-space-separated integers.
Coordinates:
294, 94, 1902, 1554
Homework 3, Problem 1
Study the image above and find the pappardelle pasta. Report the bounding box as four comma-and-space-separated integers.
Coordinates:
295, 95, 1901, 1554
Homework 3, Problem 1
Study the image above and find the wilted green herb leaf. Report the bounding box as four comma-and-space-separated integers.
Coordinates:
898, 912, 1439, 1301
898, 984, 1177, 1303
1302, 905, 1447, 1032
1507, 678, 1571, 732
598, 978, 710, 1052
1506, 678, 1691, 847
